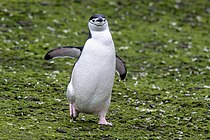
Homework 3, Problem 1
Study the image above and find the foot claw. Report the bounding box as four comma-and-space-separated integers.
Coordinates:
98, 121, 112, 126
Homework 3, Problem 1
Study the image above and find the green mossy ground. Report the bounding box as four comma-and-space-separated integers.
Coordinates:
0, 0, 210, 139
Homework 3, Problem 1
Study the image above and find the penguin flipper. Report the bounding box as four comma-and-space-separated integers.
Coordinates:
44, 46, 83, 60
44, 46, 127, 80
116, 55, 127, 80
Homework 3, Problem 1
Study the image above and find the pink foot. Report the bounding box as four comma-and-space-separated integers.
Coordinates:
69, 103, 78, 120
98, 116, 112, 126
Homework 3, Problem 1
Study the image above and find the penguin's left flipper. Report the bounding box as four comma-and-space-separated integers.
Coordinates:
44, 46, 127, 80
44, 46, 83, 60
116, 55, 127, 80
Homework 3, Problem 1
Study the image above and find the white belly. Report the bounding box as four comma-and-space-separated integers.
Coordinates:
67, 39, 116, 114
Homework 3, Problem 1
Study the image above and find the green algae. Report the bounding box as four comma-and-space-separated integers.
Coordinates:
0, 0, 210, 139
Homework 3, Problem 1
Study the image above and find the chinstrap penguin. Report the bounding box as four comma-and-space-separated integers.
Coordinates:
44, 14, 126, 125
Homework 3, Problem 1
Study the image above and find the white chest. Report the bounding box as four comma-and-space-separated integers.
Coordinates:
70, 32, 116, 113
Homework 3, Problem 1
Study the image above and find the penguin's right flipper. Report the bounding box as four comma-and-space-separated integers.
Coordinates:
44, 46, 83, 60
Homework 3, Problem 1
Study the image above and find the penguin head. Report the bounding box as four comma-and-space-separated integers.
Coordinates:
88, 14, 108, 31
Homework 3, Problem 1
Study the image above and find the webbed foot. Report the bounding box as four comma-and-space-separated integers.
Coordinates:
98, 116, 112, 126
69, 103, 79, 120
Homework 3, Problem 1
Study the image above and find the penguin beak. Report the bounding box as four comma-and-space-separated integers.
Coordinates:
96, 18, 103, 22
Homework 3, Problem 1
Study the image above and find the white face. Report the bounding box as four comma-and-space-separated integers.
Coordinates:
88, 14, 108, 31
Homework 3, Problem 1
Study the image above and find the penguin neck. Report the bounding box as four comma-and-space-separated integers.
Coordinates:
90, 29, 112, 43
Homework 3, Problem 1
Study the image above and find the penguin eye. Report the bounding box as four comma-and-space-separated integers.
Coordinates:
92, 19, 95, 22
